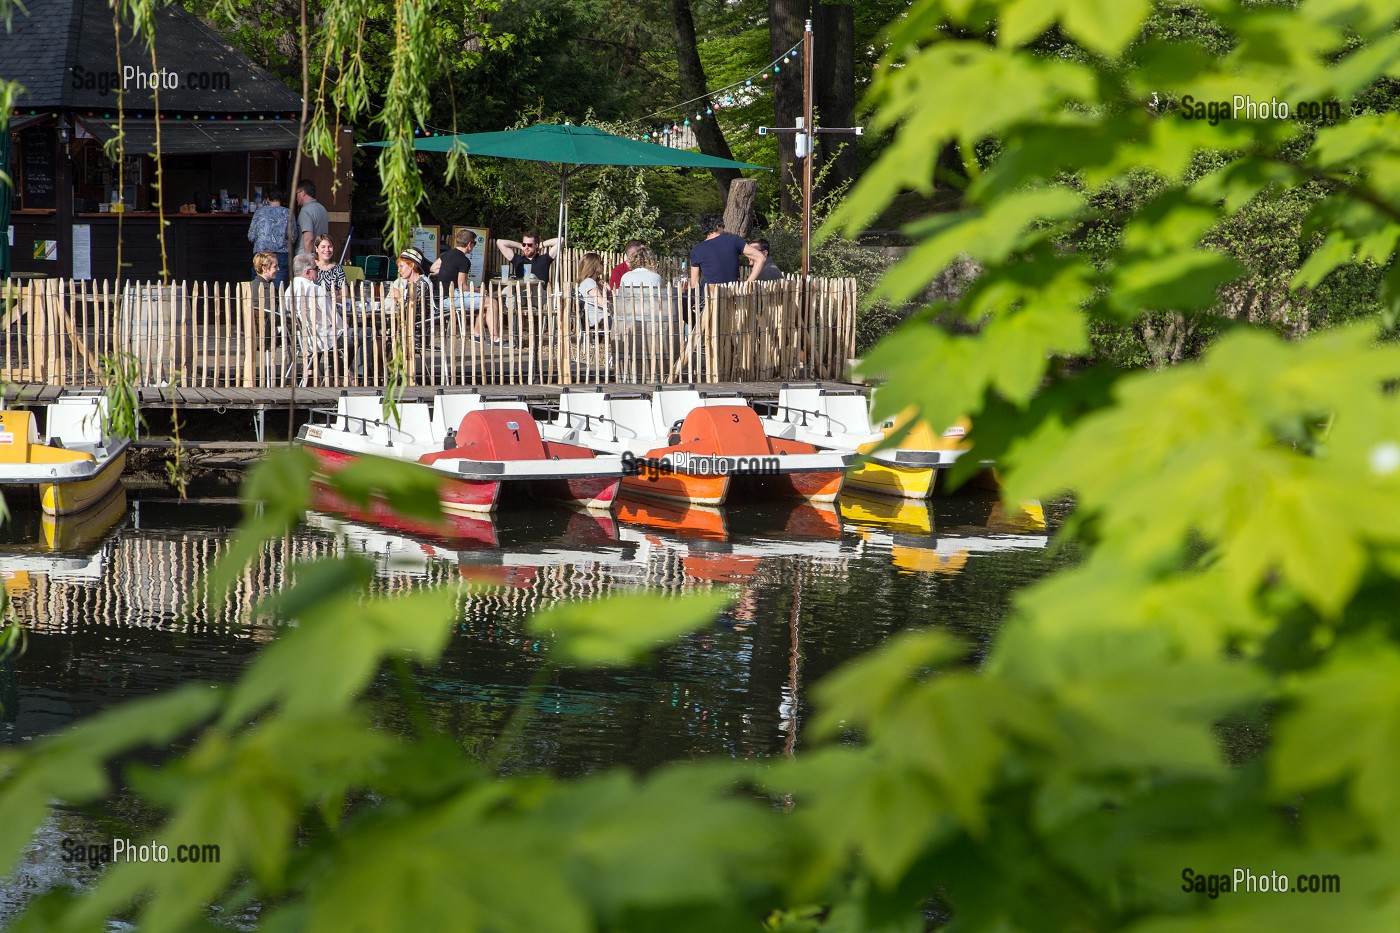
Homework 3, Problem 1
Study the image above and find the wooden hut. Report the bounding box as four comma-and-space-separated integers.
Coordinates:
2, 0, 351, 282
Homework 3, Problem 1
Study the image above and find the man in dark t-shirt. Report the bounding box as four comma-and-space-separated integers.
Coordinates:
434, 229, 475, 289
688, 216, 766, 291
497, 232, 560, 281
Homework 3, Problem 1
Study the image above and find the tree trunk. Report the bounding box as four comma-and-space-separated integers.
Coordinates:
770, 0, 805, 217
667, 0, 740, 200
723, 178, 758, 239
813, 2, 857, 200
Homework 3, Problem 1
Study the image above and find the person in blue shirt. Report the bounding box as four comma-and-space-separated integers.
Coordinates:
687, 215, 767, 292
246, 189, 292, 284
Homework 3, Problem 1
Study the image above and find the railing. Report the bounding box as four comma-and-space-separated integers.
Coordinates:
0, 276, 857, 388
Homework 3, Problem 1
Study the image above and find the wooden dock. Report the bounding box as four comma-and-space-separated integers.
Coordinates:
3, 381, 844, 448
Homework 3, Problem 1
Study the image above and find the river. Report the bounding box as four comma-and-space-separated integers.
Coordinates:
0, 484, 1071, 916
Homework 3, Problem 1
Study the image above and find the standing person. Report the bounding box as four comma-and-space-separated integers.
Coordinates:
295, 180, 328, 255
434, 229, 507, 346
609, 239, 646, 290
748, 238, 784, 281
496, 233, 561, 281
247, 189, 291, 284
688, 215, 767, 292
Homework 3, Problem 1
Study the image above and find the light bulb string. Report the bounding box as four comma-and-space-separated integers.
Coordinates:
626, 40, 802, 130
409, 40, 803, 140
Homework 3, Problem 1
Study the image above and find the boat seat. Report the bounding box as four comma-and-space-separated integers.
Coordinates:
675, 405, 773, 457
776, 384, 826, 429
556, 389, 609, 433
337, 395, 387, 435
433, 392, 488, 442
608, 395, 663, 446
390, 403, 434, 447
651, 388, 705, 436
45, 396, 108, 446
820, 389, 876, 438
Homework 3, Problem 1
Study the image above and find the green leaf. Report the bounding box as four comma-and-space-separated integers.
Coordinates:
203, 446, 319, 601
1061, 0, 1152, 56
811, 630, 966, 739
224, 586, 459, 724
1273, 637, 1400, 839
526, 591, 732, 668
1292, 231, 1357, 290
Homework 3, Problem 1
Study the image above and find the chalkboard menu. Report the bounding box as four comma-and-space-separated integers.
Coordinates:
21, 128, 56, 210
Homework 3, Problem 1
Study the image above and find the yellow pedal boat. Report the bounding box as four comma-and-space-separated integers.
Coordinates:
0, 397, 130, 516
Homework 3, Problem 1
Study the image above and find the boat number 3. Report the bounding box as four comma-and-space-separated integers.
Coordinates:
731, 414, 740, 423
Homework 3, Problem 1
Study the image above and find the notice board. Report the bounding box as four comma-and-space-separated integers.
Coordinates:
20, 128, 55, 210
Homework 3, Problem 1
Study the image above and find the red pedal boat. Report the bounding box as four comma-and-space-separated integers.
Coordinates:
297, 391, 624, 514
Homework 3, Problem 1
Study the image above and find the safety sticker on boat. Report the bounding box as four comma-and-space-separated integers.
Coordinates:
942, 426, 967, 438
0, 432, 13, 444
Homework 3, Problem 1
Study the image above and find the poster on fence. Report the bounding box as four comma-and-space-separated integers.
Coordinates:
451, 226, 490, 284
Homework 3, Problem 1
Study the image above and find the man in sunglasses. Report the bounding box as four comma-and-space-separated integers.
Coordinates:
497, 233, 561, 282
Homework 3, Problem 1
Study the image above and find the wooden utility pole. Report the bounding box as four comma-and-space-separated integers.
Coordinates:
761, 20, 862, 357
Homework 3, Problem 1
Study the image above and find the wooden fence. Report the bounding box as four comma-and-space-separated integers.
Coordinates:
0, 274, 856, 389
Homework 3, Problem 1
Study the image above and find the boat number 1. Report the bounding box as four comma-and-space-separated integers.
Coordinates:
507, 421, 520, 441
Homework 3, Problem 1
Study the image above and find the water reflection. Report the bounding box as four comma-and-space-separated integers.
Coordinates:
0, 489, 1065, 773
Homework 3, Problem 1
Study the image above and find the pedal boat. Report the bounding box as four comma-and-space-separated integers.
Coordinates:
296, 391, 624, 514
759, 383, 973, 500
542, 386, 852, 507
0, 396, 130, 516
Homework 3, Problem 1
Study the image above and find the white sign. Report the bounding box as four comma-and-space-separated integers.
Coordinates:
72, 224, 92, 280
410, 226, 439, 262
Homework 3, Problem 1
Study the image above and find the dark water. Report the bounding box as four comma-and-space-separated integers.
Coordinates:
0, 484, 1070, 914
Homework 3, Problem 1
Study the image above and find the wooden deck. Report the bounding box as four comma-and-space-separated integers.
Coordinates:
3, 381, 808, 408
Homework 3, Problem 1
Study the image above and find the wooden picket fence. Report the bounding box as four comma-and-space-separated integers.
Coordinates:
0, 274, 856, 389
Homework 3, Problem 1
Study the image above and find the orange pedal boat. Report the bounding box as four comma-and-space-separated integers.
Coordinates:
543, 387, 852, 507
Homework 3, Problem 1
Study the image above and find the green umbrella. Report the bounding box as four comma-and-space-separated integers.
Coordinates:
0, 126, 10, 280
365, 123, 766, 264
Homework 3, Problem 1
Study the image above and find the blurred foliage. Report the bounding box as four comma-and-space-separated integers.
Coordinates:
11, 1, 1400, 931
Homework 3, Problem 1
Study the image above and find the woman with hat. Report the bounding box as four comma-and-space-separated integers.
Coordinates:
383, 247, 429, 314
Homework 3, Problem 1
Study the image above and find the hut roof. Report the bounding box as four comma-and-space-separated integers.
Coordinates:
2, 0, 303, 114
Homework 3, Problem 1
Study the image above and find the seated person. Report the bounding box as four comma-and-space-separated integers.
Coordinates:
619, 246, 663, 287
313, 234, 348, 301
383, 247, 430, 312
432, 228, 508, 346
284, 252, 345, 383
609, 239, 646, 290
252, 251, 280, 285
575, 252, 609, 329
497, 232, 561, 281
